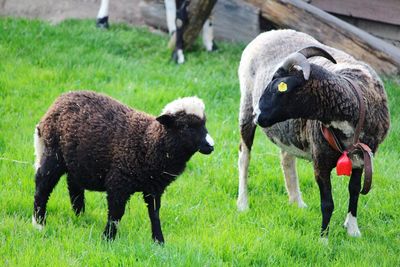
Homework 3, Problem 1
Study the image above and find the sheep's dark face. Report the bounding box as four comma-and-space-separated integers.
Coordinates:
156, 113, 214, 155
255, 67, 307, 127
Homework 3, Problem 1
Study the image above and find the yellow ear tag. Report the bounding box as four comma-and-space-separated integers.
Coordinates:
278, 82, 288, 92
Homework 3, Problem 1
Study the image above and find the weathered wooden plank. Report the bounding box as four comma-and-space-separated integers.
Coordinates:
310, 0, 400, 26
213, 0, 259, 43
244, 0, 400, 75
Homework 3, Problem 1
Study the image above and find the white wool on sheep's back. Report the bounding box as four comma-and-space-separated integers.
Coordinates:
161, 96, 205, 119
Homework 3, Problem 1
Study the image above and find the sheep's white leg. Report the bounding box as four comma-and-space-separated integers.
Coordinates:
344, 168, 362, 237
202, 18, 215, 51
280, 151, 307, 208
344, 212, 361, 237
237, 83, 257, 211
238, 141, 251, 211
96, 0, 110, 29
165, 0, 177, 35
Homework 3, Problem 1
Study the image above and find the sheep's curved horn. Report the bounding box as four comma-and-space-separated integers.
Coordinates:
281, 46, 337, 80
297, 46, 337, 64
281, 52, 311, 80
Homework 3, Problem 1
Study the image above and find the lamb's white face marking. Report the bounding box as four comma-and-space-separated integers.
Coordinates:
202, 19, 214, 51
164, 0, 177, 34
32, 215, 43, 231
161, 96, 205, 119
97, 0, 110, 18
344, 212, 361, 237
34, 127, 44, 171
206, 133, 214, 147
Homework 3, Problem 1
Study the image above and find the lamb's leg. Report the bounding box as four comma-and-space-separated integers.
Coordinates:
237, 100, 256, 211
172, 0, 188, 64
280, 151, 307, 208
33, 152, 65, 230
103, 189, 130, 240
315, 169, 334, 239
344, 168, 362, 237
67, 177, 85, 216
96, 0, 110, 29
202, 18, 217, 52
143, 193, 164, 244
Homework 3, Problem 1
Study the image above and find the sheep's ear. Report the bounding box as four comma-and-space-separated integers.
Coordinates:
156, 114, 175, 127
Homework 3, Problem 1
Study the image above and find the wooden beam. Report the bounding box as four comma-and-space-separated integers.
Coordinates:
244, 0, 400, 75
310, 0, 400, 26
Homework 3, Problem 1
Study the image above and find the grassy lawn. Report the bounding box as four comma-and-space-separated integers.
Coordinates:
0, 17, 399, 266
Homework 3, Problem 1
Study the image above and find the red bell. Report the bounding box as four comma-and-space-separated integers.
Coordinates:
336, 151, 352, 176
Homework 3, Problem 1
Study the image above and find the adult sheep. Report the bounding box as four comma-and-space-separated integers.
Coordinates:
32, 91, 214, 242
237, 29, 390, 239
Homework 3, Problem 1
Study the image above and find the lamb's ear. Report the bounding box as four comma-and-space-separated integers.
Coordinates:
156, 114, 175, 127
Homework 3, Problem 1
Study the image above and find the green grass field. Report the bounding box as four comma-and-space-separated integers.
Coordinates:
0, 18, 399, 266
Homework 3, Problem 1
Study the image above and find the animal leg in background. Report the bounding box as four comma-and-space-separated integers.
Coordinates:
96, 0, 110, 29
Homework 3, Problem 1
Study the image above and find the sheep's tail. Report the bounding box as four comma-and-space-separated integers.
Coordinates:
33, 125, 45, 171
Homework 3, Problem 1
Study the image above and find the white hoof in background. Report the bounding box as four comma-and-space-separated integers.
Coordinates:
176, 49, 185, 64
32, 215, 44, 231
344, 212, 361, 237
237, 196, 249, 212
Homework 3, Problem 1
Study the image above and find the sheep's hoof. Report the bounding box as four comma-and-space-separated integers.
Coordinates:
96, 17, 109, 29
32, 215, 44, 231
172, 49, 185, 64
289, 197, 307, 208
343, 212, 361, 237
237, 197, 249, 212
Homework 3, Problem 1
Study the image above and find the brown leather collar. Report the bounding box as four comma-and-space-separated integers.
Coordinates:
320, 77, 373, 195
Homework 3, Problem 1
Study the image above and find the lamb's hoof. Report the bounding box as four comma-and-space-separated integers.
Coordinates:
343, 212, 361, 237
237, 197, 249, 212
172, 49, 185, 64
32, 215, 44, 231
96, 17, 109, 29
